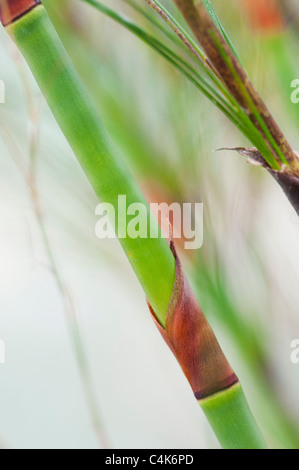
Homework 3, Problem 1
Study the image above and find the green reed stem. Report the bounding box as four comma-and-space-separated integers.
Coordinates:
7, 4, 175, 325
201, 383, 267, 449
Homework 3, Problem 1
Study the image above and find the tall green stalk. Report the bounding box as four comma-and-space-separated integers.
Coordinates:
6, 2, 176, 325
1, 1, 267, 449
201, 383, 265, 450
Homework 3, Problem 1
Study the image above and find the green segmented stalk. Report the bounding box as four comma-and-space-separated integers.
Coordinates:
201, 383, 267, 450
6, 4, 175, 324
3, 2, 267, 449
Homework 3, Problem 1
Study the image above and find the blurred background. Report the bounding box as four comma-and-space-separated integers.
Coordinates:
0, 0, 299, 449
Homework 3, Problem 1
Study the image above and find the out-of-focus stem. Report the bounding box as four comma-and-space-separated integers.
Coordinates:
1, 59, 110, 447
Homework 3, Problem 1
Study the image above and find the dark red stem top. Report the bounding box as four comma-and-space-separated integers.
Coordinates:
0, 0, 41, 26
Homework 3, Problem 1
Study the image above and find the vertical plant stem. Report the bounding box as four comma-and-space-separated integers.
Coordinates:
0, 107, 110, 448
33, 198, 111, 449
5, 2, 176, 326
201, 383, 266, 449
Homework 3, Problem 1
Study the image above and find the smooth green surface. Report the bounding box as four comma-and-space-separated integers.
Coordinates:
8, 5, 175, 325
201, 383, 267, 449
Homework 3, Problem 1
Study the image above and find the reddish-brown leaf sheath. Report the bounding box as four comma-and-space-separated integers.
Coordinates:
148, 242, 238, 400
0, 0, 41, 26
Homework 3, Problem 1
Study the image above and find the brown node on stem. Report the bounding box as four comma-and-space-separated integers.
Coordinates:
147, 241, 238, 400
0, 0, 41, 27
